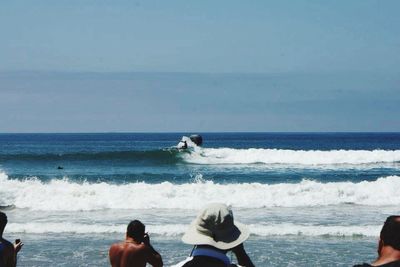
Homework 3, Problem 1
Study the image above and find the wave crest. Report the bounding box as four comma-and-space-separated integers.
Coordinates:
1, 172, 400, 211
6, 222, 380, 237
2, 148, 400, 166
182, 148, 400, 165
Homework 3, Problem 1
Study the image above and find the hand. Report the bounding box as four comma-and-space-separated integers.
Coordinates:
14, 239, 24, 253
143, 233, 150, 245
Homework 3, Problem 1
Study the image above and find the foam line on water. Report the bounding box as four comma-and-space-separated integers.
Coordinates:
182, 148, 400, 165
1, 172, 400, 211
6, 222, 381, 237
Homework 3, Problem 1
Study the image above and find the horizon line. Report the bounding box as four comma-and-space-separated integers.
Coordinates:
1, 131, 399, 134
1, 69, 399, 76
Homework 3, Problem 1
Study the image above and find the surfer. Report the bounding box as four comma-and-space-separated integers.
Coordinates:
177, 140, 188, 150
176, 134, 202, 149
181, 141, 188, 149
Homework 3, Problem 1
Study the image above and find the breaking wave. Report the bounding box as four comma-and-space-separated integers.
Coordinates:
1, 172, 400, 211
2, 148, 400, 166
6, 222, 381, 237
181, 148, 400, 165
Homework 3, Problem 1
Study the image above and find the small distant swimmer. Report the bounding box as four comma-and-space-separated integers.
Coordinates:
57, 166, 64, 170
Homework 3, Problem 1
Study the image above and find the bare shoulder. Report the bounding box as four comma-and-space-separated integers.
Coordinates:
110, 242, 146, 253
110, 242, 123, 248
109, 242, 125, 267
125, 242, 146, 252
109, 242, 125, 253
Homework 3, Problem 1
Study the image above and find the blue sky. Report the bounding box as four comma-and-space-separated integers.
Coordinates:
0, 0, 399, 132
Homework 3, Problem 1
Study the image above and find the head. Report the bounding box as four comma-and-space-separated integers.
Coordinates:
126, 220, 145, 242
0, 211, 7, 235
182, 203, 249, 250
378, 216, 400, 254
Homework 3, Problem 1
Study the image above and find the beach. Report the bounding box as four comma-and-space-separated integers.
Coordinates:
1, 132, 400, 266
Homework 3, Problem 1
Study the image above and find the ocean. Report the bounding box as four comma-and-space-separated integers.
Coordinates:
1, 132, 400, 266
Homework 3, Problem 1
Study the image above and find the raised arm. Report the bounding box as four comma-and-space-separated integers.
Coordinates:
231, 243, 255, 267
144, 234, 163, 267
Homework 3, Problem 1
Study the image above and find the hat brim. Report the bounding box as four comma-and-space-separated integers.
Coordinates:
182, 221, 250, 250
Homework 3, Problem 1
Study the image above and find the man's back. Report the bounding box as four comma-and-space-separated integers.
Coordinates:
109, 220, 163, 267
109, 241, 162, 267
109, 242, 148, 267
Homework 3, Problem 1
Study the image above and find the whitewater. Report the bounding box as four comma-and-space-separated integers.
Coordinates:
181, 148, 400, 165
1, 172, 400, 210
5, 222, 382, 237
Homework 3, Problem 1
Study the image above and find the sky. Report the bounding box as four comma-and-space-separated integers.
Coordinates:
0, 0, 399, 132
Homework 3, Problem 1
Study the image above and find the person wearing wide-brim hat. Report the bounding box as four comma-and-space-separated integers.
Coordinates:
173, 203, 255, 267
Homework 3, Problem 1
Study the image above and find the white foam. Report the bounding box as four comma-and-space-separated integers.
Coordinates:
181, 148, 400, 165
6, 222, 380, 237
248, 223, 380, 237
1, 172, 400, 211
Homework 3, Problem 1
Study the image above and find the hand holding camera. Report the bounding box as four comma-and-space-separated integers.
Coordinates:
14, 239, 24, 253
143, 232, 150, 246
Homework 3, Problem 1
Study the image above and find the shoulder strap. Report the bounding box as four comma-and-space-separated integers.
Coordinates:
192, 247, 231, 266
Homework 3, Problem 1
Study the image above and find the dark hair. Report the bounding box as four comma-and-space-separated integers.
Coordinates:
127, 220, 145, 241
0, 212, 7, 233
381, 216, 400, 250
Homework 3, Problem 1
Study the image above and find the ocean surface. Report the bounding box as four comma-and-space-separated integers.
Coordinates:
1, 132, 400, 266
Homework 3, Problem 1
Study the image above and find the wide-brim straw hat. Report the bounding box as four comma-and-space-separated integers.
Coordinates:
182, 203, 250, 250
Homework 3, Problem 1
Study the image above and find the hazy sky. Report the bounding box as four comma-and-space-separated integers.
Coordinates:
1, 0, 400, 73
0, 0, 399, 132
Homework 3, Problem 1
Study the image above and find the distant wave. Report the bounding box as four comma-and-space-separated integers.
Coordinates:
182, 148, 400, 165
1, 148, 400, 166
0, 149, 180, 164
1, 172, 400, 211
6, 222, 380, 237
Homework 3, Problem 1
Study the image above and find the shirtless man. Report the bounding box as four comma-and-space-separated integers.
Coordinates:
0, 212, 23, 267
109, 220, 163, 267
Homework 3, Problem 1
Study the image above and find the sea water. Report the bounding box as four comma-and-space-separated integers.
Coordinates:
1, 133, 400, 266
